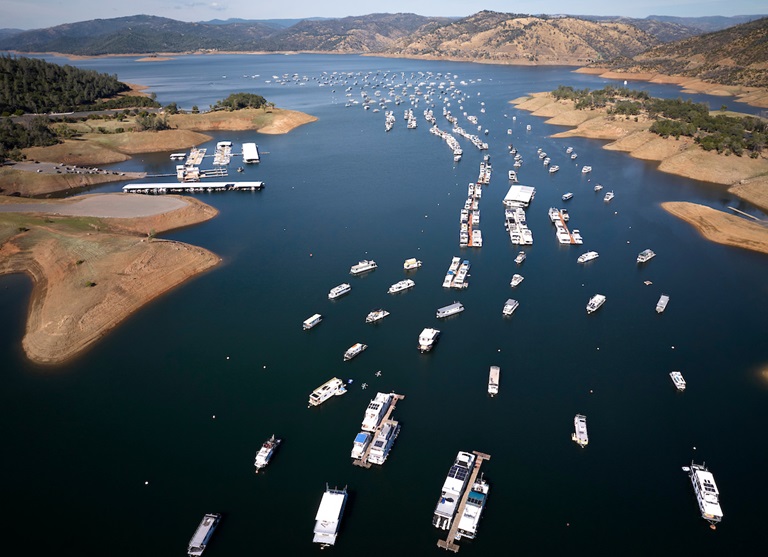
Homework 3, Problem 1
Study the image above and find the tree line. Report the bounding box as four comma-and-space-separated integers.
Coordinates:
552, 85, 766, 157
0, 54, 135, 115
1, 58, 272, 161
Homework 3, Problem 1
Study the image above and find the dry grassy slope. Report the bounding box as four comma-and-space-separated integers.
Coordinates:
602, 17, 768, 88
392, 14, 658, 64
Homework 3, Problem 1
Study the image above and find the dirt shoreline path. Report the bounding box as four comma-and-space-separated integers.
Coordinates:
0, 193, 220, 364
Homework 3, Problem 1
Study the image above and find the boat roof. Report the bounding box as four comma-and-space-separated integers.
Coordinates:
315, 490, 347, 522
354, 432, 370, 444
503, 184, 536, 204
188, 514, 219, 547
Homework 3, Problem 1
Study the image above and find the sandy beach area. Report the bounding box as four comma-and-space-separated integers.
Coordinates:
0, 193, 220, 364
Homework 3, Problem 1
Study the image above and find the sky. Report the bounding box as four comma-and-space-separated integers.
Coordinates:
4, 0, 766, 30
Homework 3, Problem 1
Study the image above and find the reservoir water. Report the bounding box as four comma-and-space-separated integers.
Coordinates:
2, 54, 767, 556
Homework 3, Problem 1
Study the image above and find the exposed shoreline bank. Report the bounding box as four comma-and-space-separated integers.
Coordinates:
0, 193, 221, 364
512, 91, 768, 255
7, 108, 316, 197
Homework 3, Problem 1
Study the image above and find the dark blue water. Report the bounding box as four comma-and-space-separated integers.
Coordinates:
2, 54, 767, 556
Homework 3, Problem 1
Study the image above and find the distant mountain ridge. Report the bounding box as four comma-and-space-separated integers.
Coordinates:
385, 11, 660, 64
594, 17, 768, 89
1, 11, 767, 91
0, 13, 444, 55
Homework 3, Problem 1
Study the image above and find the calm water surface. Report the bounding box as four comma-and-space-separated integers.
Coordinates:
2, 54, 767, 556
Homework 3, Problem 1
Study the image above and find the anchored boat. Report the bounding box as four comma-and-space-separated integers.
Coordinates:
328, 283, 351, 300
254, 434, 281, 473
308, 377, 347, 407
404, 257, 422, 270
187, 513, 221, 556
437, 302, 464, 319
670, 371, 686, 391
577, 251, 599, 264
388, 279, 415, 294
418, 328, 440, 352
656, 294, 670, 313
313, 485, 348, 546
303, 313, 322, 330
572, 414, 589, 447
343, 343, 367, 361
502, 298, 519, 316
586, 294, 606, 314
637, 249, 656, 263
488, 366, 500, 396
683, 462, 723, 528
349, 259, 377, 275
365, 309, 390, 323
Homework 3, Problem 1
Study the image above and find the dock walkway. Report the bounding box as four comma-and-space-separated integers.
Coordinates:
353, 393, 405, 468
559, 210, 576, 244
437, 450, 491, 553
123, 181, 264, 194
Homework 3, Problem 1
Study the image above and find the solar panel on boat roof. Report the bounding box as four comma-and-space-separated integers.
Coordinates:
449, 465, 468, 481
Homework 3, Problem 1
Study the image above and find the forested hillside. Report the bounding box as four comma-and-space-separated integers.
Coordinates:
0, 55, 130, 114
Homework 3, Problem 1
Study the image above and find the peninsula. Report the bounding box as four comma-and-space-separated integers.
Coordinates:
513, 91, 768, 255
5, 107, 316, 197
0, 193, 220, 364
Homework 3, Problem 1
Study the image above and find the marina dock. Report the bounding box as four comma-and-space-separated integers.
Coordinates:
123, 181, 264, 194
185, 147, 206, 166
352, 393, 405, 468
437, 450, 491, 553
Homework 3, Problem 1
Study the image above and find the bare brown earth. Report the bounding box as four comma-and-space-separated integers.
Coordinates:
513, 93, 768, 210
514, 92, 768, 256
662, 202, 768, 254
0, 193, 220, 364
575, 67, 768, 109
15, 108, 316, 195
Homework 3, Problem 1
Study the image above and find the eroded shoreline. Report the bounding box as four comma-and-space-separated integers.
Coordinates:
513, 91, 768, 255
0, 194, 220, 364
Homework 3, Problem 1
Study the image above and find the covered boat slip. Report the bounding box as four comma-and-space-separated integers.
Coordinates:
502, 185, 536, 208
313, 487, 348, 545
242, 142, 260, 163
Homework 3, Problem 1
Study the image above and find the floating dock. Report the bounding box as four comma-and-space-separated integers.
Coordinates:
123, 181, 264, 194
437, 450, 491, 553
185, 148, 206, 166
352, 393, 404, 469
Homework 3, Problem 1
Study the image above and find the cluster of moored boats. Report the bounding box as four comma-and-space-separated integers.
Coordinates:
178, 69, 723, 555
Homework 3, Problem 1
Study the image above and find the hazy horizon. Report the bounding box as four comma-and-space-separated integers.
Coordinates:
3, 0, 766, 31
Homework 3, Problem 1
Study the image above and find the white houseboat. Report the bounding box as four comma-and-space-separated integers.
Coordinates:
313, 485, 348, 546
187, 513, 221, 556
308, 377, 347, 407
